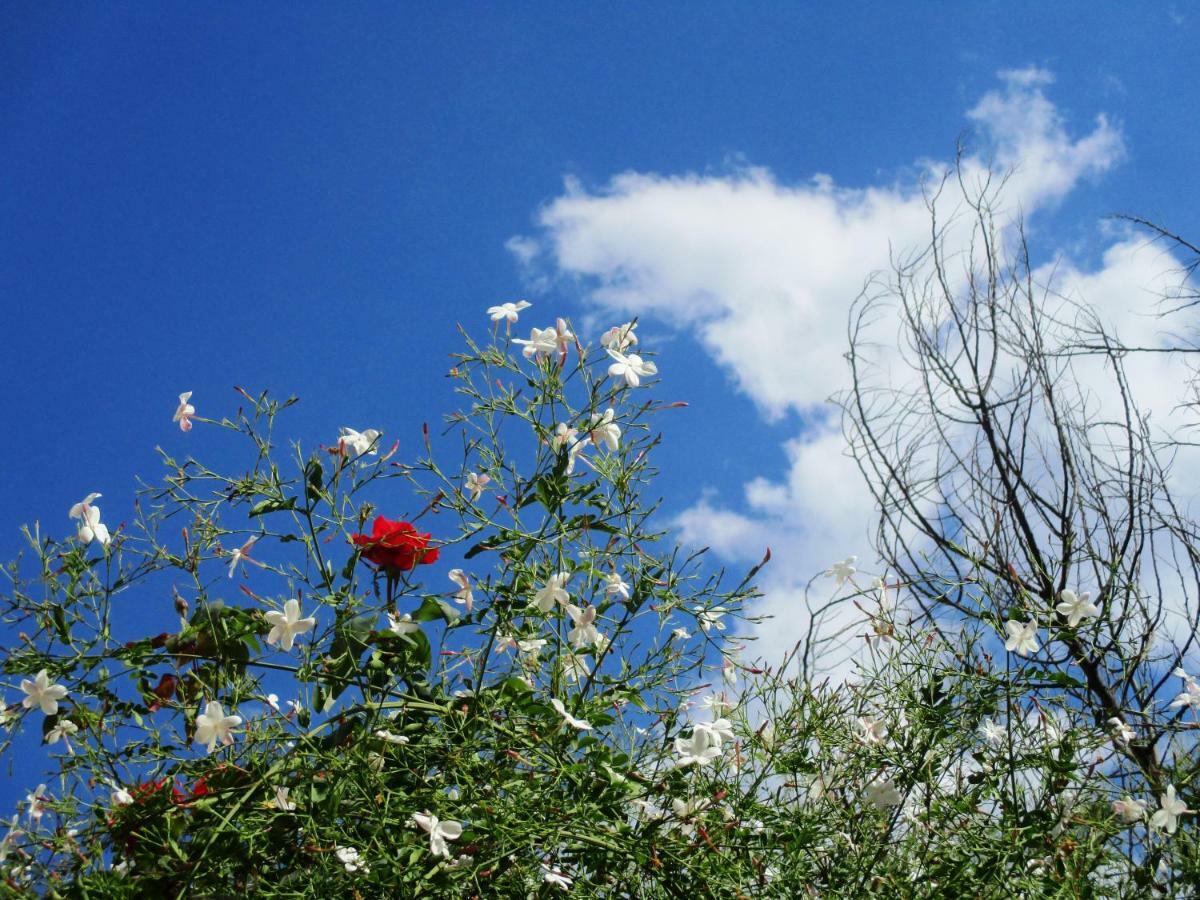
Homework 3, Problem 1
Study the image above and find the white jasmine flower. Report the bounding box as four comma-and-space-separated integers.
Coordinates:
671, 626, 691, 641
695, 606, 727, 633
270, 786, 296, 811
694, 717, 735, 745
264, 599, 317, 652
856, 716, 888, 746
566, 603, 602, 648
824, 556, 857, 587
464, 471, 491, 502
227, 536, 264, 578
1169, 673, 1200, 711
978, 718, 1006, 748
606, 349, 658, 387
700, 694, 732, 714
603, 571, 631, 601
25, 785, 47, 821
864, 777, 902, 810
553, 317, 576, 356
670, 796, 711, 836
1150, 784, 1191, 834
721, 656, 737, 687
550, 698, 592, 731
411, 811, 462, 859
1056, 589, 1100, 627
194, 700, 242, 753
487, 300, 531, 325
518, 637, 548, 655
674, 729, 723, 768
514, 326, 560, 360
110, 785, 134, 807
532, 572, 571, 613
600, 321, 638, 351
375, 729, 410, 745
335, 845, 369, 873
562, 653, 591, 684
1108, 717, 1136, 744
448, 569, 474, 613
20, 670, 68, 716
387, 612, 421, 636
1003, 617, 1039, 656
45, 719, 78, 751
550, 424, 589, 474
69, 493, 110, 547
337, 427, 381, 458
541, 861, 574, 890
1113, 795, 1147, 823
589, 408, 621, 452
172, 392, 196, 432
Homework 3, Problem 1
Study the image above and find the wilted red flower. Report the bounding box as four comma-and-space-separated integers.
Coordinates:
351, 516, 439, 574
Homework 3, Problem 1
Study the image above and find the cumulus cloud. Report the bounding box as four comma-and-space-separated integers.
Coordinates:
511, 69, 1196, 671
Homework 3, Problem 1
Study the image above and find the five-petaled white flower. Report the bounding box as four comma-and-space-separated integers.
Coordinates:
562, 653, 591, 684
566, 603, 603, 648
264, 599, 317, 652
550, 423, 589, 474
464, 471, 491, 502
387, 612, 421, 636
589, 408, 621, 452
110, 785, 134, 808
864, 777, 902, 810
487, 299, 531, 326
674, 728, 723, 768
721, 655, 737, 687
335, 845, 369, 873
553, 317, 576, 357
978, 718, 1006, 747
69, 493, 111, 547
21, 669, 68, 716
1108, 717, 1136, 744
1113, 795, 1147, 823
337, 427, 381, 459
194, 700, 242, 753
448, 569, 474, 613
1056, 588, 1100, 628
550, 698, 592, 731
1150, 784, 1192, 834
695, 606, 727, 633
824, 556, 857, 587
1169, 669, 1200, 712
671, 626, 691, 641
600, 321, 638, 351
514, 326, 560, 360
227, 536, 264, 578
541, 861, 574, 891
532, 572, 571, 613
25, 785, 47, 821
411, 811, 462, 859
375, 729, 410, 745
45, 719, 78, 751
603, 571, 631, 601
694, 717, 735, 746
173, 392, 196, 432
1003, 617, 1039, 657
606, 349, 658, 387
856, 716, 888, 746
270, 785, 296, 811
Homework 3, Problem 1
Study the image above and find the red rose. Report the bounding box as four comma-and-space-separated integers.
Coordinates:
351, 515, 440, 574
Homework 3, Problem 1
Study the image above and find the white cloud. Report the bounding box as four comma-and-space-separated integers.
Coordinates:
511, 69, 1199, 671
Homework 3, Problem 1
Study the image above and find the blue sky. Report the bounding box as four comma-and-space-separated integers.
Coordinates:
2, 4, 1199, 807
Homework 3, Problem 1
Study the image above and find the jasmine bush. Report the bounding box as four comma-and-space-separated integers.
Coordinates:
2, 208, 1199, 896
